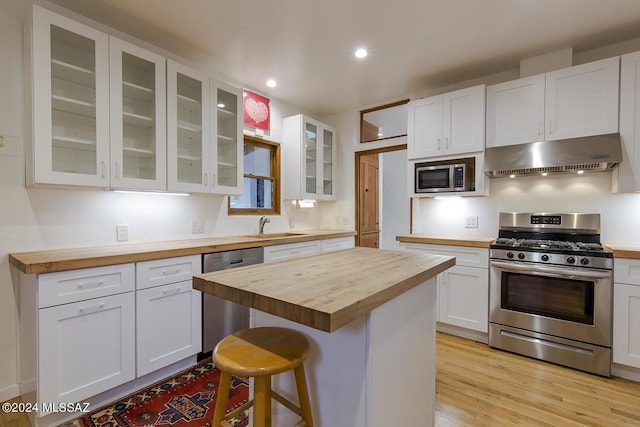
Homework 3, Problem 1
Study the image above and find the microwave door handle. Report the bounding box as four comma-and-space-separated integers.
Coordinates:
490, 260, 612, 280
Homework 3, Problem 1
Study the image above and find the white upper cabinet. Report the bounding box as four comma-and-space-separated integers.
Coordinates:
30, 5, 111, 187
486, 74, 545, 147
408, 84, 485, 159
613, 51, 640, 193
283, 114, 337, 200
109, 37, 167, 191
487, 57, 620, 148
210, 80, 243, 195
545, 57, 619, 140
167, 60, 210, 193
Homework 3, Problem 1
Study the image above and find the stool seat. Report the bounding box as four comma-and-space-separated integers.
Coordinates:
212, 327, 314, 427
213, 327, 309, 377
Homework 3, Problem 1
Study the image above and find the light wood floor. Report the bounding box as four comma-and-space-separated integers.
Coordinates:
4, 334, 640, 426
436, 332, 640, 426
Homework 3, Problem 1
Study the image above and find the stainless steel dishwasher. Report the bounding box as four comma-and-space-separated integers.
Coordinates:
201, 247, 264, 355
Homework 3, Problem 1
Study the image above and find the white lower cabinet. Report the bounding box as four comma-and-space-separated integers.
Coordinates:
613, 258, 640, 369
264, 236, 355, 263
34, 264, 136, 415
400, 243, 489, 337
136, 255, 202, 376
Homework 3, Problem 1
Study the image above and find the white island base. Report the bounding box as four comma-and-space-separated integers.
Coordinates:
251, 276, 437, 427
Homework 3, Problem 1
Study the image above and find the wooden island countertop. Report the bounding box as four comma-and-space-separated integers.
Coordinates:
193, 246, 455, 332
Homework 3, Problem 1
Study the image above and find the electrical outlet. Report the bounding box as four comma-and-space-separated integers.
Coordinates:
0, 135, 20, 157
116, 224, 128, 241
192, 220, 204, 234
465, 216, 478, 228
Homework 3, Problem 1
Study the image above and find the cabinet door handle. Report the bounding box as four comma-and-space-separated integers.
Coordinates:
212, 174, 216, 187
437, 138, 441, 150
115, 162, 120, 179
77, 280, 104, 290
79, 302, 105, 314
538, 122, 543, 137
204, 172, 208, 187
163, 286, 182, 295
101, 161, 106, 178
444, 137, 449, 149
161, 268, 181, 276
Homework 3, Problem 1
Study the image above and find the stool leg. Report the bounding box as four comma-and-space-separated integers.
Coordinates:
213, 371, 231, 427
253, 376, 271, 427
294, 364, 314, 427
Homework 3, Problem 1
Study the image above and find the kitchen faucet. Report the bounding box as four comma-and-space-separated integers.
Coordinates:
258, 216, 270, 235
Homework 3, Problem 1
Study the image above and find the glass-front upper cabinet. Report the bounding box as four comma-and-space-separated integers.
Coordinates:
30, 6, 110, 187
282, 114, 337, 201
167, 60, 210, 193
109, 37, 166, 191
211, 80, 243, 195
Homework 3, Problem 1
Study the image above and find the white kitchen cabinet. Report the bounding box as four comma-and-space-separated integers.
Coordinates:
486, 74, 545, 147
321, 236, 355, 252
283, 114, 337, 201
407, 85, 485, 159
167, 60, 210, 193
29, 5, 111, 187
211, 79, 243, 195
109, 37, 167, 191
264, 240, 322, 263
486, 57, 619, 148
136, 255, 202, 376
36, 264, 136, 414
613, 51, 640, 193
400, 243, 489, 339
545, 57, 619, 140
613, 258, 640, 369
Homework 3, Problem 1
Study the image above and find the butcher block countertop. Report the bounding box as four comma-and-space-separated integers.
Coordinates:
9, 229, 356, 274
396, 234, 495, 248
193, 247, 455, 332
604, 244, 640, 259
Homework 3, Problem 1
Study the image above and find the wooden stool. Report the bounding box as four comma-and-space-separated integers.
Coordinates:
212, 327, 314, 427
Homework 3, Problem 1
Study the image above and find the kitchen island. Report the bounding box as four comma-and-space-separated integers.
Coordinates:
193, 247, 455, 427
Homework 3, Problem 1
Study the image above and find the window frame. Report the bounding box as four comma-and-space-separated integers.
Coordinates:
228, 135, 281, 215
360, 99, 410, 143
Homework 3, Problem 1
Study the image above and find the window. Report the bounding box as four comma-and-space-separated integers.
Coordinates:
229, 135, 280, 215
360, 99, 409, 143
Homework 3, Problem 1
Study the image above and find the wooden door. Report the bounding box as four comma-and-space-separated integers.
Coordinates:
359, 154, 379, 248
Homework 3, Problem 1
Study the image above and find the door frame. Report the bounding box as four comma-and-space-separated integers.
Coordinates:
354, 144, 409, 246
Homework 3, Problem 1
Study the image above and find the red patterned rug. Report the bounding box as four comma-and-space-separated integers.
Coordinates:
70, 359, 249, 426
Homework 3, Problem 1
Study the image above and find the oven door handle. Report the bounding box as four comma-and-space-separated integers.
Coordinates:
490, 260, 612, 280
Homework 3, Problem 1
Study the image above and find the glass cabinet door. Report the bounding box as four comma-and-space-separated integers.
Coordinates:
211, 80, 242, 195
109, 37, 166, 191
322, 128, 334, 197
31, 6, 110, 187
304, 121, 318, 196
167, 60, 209, 193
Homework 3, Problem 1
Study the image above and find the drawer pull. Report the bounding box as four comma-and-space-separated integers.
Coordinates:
77, 280, 104, 290
79, 302, 105, 314
163, 286, 182, 295
162, 268, 181, 276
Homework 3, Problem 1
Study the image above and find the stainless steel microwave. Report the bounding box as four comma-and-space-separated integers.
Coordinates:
415, 162, 473, 193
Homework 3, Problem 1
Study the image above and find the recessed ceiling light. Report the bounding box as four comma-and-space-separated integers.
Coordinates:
355, 48, 368, 59
266, 79, 277, 88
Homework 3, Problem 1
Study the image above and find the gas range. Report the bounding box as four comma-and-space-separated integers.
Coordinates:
490, 213, 613, 269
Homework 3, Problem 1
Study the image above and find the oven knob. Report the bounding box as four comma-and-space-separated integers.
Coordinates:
517, 253, 525, 260
567, 256, 576, 264
580, 258, 590, 265
507, 252, 514, 259
541, 254, 549, 262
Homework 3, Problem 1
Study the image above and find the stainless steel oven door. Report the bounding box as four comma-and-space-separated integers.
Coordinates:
489, 260, 612, 347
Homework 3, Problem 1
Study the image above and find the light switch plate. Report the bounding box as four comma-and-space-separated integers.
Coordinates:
116, 224, 128, 241
192, 220, 204, 234
465, 216, 478, 228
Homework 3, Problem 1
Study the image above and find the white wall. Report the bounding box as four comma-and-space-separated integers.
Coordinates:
0, 0, 333, 400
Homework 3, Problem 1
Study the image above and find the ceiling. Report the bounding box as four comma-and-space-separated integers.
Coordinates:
48, 0, 640, 117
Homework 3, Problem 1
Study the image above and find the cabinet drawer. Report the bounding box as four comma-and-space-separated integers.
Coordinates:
401, 243, 488, 269
136, 255, 201, 290
614, 258, 640, 286
264, 241, 321, 263
38, 264, 135, 308
321, 237, 355, 252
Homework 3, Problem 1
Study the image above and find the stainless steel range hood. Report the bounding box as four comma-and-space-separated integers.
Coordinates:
484, 133, 622, 177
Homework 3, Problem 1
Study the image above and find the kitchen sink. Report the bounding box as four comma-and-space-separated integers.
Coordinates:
245, 232, 305, 239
